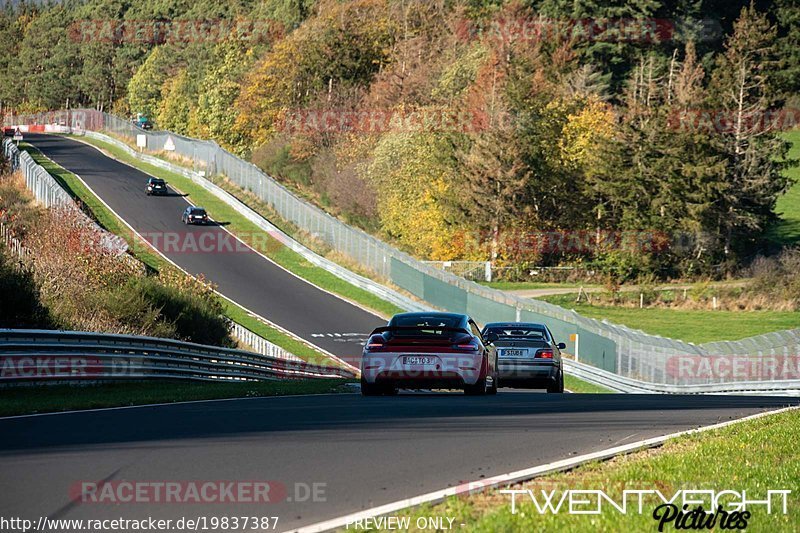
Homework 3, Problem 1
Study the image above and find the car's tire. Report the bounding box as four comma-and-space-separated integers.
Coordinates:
547, 369, 565, 393
360, 379, 383, 396
487, 364, 499, 395
464, 376, 487, 395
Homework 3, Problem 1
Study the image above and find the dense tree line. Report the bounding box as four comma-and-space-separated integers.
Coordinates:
1, 0, 798, 280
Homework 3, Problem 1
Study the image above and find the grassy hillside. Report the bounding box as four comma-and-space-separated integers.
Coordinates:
546, 303, 798, 344
769, 129, 800, 245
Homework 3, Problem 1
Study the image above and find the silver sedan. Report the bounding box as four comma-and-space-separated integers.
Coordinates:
481, 322, 565, 393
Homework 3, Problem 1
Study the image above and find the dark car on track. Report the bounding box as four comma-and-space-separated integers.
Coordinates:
361, 312, 499, 396
481, 322, 565, 393
182, 206, 209, 225
145, 177, 167, 196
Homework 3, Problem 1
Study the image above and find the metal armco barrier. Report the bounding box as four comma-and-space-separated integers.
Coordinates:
564, 359, 800, 396
230, 322, 304, 363
0, 329, 355, 385
1, 137, 321, 371
79, 130, 428, 314
3, 138, 128, 257
6, 110, 800, 392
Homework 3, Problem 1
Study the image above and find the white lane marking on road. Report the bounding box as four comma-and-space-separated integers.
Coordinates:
611, 432, 640, 446
66, 134, 387, 322
0, 393, 358, 421
289, 404, 799, 533
31, 137, 357, 372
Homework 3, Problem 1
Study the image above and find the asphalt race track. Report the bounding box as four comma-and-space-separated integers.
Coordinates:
0, 394, 796, 531
25, 134, 384, 365
12, 135, 798, 531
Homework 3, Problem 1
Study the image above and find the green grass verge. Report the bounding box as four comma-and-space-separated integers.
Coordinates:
769, 130, 800, 246
20, 143, 342, 367
0, 379, 353, 417
68, 134, 402, 318
538, 294, 798, 343
389, 407, 798, 532
565, 374, 612, 393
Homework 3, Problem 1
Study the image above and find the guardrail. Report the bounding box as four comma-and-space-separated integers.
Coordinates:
563, 359, 800, 396
8, 111, 800, 394
230, 322, 304, 363
0, 329, 355, 385
0, 138, 332, 371
3, 138, 129, 257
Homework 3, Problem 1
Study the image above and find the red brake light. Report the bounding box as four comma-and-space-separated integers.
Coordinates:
455, 341, 479, 351
535, 349, 554, 359
365, 335, 385, 350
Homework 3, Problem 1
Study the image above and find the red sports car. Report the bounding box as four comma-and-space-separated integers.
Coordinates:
360, 312, 498, 396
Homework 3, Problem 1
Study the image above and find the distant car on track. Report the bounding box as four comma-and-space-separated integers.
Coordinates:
182, 206, 209, 225
145, 177, 167, 196
360, 312, 498, 396
134, 113, 153, 130
481, 322, 565, 393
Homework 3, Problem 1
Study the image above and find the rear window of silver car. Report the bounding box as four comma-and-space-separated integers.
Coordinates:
485, 327, 546, 339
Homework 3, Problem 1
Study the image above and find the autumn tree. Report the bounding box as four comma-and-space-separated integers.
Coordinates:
707, 3, 793, 266
366, 132, 459, 259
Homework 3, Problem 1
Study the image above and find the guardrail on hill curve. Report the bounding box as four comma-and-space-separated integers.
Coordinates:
5, 110, 800, 392
0, 329, 355, 385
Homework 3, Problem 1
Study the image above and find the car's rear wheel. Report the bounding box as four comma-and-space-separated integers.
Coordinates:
487, 365, 498, 395
464, 375, 487, 395
360, 378, 383, 396
547, 369, 564, 393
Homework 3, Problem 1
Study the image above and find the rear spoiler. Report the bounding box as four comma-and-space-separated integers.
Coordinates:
369, 326, 471, 336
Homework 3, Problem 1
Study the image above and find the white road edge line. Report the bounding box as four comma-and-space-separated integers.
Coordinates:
27, 139, 358, 373
0, 392, 358, 421
65, 134, 387, 321
290, 404, 799, 533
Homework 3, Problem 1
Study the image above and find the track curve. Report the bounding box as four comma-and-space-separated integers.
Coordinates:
25, 134, 384, 365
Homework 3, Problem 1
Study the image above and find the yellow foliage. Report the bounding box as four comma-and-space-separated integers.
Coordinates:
367, 132, 458, 260
558, 96, 616, 172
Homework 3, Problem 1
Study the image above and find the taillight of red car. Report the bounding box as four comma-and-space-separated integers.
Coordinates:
364, 334, 385, 352
535, 349, 554, 359
453, 338, 479, 351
